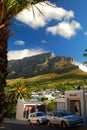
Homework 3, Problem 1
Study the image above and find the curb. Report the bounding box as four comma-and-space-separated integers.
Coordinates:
4, 118, 28, 125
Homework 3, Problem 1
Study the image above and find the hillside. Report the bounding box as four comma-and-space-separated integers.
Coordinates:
7, 68, 87, 89
7, 52, 78, 79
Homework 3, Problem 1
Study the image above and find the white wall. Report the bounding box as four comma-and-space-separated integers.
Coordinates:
65, 90, 86, 124
16, 99, 27, 120
56, 98, 65, 110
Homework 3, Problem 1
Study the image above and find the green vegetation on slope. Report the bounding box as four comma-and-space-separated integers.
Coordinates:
7, 68, 87, 90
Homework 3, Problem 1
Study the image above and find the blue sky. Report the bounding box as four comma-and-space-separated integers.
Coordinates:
8, 0, 87, 71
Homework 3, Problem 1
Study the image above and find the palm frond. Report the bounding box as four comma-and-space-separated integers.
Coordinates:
44, 1, 56, 7
83, 49, 87, 65
83, 61, 87, 65
32, 6, 36, 17
34, 5, 45, 16
83, 53, 87, 58
2, 0, 27, 19
84, 49, 87, 52
1, 0, 50, 23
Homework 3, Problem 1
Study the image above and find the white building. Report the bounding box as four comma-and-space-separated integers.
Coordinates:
16, 99, 46, 120
56, 90, 87, 125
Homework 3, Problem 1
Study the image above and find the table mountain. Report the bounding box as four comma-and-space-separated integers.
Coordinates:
7, 52, 78, 79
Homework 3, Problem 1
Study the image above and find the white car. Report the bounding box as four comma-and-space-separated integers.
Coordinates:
28, 111, 47, 125
47, 110, 83, 128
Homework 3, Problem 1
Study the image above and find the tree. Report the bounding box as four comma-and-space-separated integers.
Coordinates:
6, 81, 29, 104
0, 0, 52, 126
5, 81, 30, 118
45, 99, 57, 111
83, 49, 87, 65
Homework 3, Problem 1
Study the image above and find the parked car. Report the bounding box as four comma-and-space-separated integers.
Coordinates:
47, 109, 83, 128
28, 111, 48, 125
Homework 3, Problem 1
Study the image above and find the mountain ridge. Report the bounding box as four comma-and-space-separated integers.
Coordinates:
7, 52, 78, 79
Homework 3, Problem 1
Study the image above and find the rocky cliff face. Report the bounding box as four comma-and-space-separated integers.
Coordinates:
7, 52, 78, 79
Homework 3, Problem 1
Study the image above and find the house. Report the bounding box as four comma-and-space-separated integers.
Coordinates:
56, 90, 87, 125
16, 99, 46, 120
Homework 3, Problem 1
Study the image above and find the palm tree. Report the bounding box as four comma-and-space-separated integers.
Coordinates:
6, 81, 30, 105
0, 0, 52, 126
5, 81, 30, 118
83, 49, 87, 65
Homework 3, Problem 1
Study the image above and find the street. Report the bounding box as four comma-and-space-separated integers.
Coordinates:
1, 118, 87, 130
3, 123, 63, 130
2, 123, 87, 130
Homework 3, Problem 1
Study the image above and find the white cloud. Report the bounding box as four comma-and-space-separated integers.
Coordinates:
46, 21, 81, 39
41, 40, 47, 43
84, 32, 87, 36
14, 40, 25, 45
15, 4, 46, 29
15, 2, 81, 38
75, 61, 87, 72
79, 64, 87, 72
15, 2, 74, 28
8, 48, 47, 60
